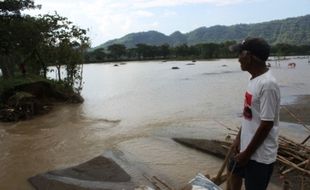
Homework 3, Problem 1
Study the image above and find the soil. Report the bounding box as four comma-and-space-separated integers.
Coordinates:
0, 81, 83, 122
280, 95, 310, 125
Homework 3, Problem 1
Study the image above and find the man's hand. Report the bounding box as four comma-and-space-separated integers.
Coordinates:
232, 138, 240, 155
234, 151, 250, 166
232, 128, 241, 155
235, 120, 274, 166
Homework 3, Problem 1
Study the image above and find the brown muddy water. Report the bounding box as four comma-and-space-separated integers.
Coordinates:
1, 58, 310, 189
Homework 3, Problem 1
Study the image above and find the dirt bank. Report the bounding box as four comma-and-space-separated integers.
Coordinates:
280, 95, 310, 125
0, 80, 83, 122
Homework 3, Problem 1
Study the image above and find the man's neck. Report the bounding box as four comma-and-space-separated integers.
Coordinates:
249, 66, 268, 80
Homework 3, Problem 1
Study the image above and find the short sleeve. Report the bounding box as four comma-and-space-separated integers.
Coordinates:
260, 87, 279, 121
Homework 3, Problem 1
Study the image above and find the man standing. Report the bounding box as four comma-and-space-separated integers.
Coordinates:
227, 38, 281, 190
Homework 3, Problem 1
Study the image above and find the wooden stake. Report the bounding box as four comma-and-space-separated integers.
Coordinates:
212, 143, 234, 185
301, 135, 310, 145
277, 155, 310, 175
153, 176, 174, 190
281, 160, 309, 175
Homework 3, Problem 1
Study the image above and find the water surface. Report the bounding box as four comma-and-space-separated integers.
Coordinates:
1, 58, 310, 189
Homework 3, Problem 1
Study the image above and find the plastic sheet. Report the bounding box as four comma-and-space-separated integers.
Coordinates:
188, 173, 222, 190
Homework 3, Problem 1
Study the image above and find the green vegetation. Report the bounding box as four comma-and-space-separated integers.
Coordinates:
85, 42, 310, 63
0, 73, 83, 121
0, 74, 46, 93
0, 74, 72, 103
0, 0, 89, 87
95, 15, 310, 49
0, 0, 89, 121
87, 14, 310, 62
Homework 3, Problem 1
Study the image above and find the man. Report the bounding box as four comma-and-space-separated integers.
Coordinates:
227, 37, 281, 190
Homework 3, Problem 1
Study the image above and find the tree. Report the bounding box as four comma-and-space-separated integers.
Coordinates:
135, 43, 148, 59
159, 44, 170, 59
36, 13, 89, 91
0, 0, 41, 79
126, 48, 137, 59
175, 44, 190, 57
135, 43, 161, 59
0, 1, 89, 95
0, 0, 40, 16
107, 44, 126, 60
93, 48, 107, 61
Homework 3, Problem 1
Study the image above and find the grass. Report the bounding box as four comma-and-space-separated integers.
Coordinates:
0, 74, 74, 104
0, 74, 49, 93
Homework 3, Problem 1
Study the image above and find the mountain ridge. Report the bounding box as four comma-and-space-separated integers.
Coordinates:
94, 14, 310, 49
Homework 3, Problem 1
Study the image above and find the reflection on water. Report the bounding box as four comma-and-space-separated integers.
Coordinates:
1, 58, 310, 189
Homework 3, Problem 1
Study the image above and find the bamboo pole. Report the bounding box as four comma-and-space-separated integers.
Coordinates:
212, 143, 234, 185
214, 119, 239, 133
277, 155, 310, 175
280, 149, 304, 161
278, 142, 309, 161
301, 135, 310, 145
143, 174, 165, 190
153, 176, 174, 190
279, 136, 310, 152
300, 176, 305, 190
281, 160, 309, 175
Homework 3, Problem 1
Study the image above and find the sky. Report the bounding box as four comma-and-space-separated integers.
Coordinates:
24, 0, 310, 47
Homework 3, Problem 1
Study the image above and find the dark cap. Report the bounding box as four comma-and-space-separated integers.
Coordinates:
229, 37, 270, 61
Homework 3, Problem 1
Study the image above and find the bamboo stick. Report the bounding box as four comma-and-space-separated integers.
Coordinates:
279, 147, 308, 161
277, 155, 310, 175
279, 145, 308, 156
214, 119, 240, 132
221, 145, 230, 150
300, 176, 305, 190
222, 127, 310, 176
279, 149, 305, 161
153, 176, 174, 190
143, 174, 164, 190
279, 136, 310, 152
281, 160, 309, 175
305, 158, 310, 172
213, 143, 234, 185
211, 173, 228, 186
301, 135, 310, 145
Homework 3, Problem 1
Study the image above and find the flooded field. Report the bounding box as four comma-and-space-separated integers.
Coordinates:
1, 57, 310, 189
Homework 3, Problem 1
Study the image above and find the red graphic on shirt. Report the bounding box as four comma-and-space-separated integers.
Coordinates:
243, 91, 253, 120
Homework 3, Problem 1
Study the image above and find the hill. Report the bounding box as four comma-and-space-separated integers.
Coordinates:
94, 15, 310, 49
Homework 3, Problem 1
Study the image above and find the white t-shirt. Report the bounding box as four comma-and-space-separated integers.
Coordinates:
240, 70, 280, 164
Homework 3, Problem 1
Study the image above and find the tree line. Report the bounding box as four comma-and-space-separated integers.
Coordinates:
0, 0, 89, 92
85, 42, 310, 63
2, 0, 310, 83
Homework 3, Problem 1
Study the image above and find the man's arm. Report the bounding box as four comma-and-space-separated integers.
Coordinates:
234, 120, 273, 165
232, 129, 241, 154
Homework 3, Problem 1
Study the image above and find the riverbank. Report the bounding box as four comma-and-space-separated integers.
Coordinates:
0, 75, 83, 122
280, 95, 310, 125
27, 94, 310, 190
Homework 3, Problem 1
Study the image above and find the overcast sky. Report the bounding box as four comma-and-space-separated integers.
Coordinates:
25, 0, 310, 47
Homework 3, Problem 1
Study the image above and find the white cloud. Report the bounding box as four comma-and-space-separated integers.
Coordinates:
134, 10, 154, 17
149, 21, 160, 28
162, 10, 177, 17
131, 0, 246, 8
24, 0, 249, 46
